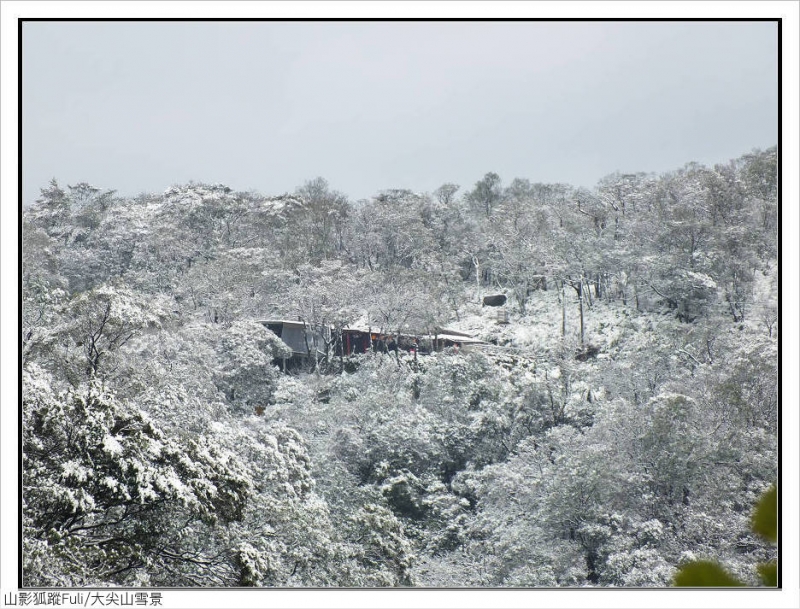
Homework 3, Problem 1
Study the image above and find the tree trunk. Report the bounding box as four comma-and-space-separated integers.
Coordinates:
578, 281, 585, 347
586, 547, 600, 584
339, 329, 344, 372
473, 255, 482, 304
583, 275, 593, 308
561, 280, 567, 338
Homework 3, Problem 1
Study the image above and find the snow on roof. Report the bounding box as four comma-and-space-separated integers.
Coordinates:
258, 319, 307, 327
258, 320, 484, 343
342, 325, 372, 333
421, 333, 485, 344
434, 327, 475, 338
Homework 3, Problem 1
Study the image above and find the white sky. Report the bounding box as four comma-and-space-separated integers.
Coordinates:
22, 19, 777, 203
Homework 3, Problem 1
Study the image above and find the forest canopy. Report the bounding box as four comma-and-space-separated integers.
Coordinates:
21, 147, 778, 587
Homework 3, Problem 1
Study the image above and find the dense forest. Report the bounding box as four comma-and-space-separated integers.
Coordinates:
21, 146, 778, 587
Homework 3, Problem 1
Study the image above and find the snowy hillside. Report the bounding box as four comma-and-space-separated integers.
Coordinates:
21, 150, 778, 588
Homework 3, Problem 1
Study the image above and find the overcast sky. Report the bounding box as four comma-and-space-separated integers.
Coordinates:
22, 20, 777, 204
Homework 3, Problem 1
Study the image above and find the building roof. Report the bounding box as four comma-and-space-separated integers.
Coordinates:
258, 319, 485, 345
433, 327, 475, 338
421, 333, 485, 344
258, 319, 307, 328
